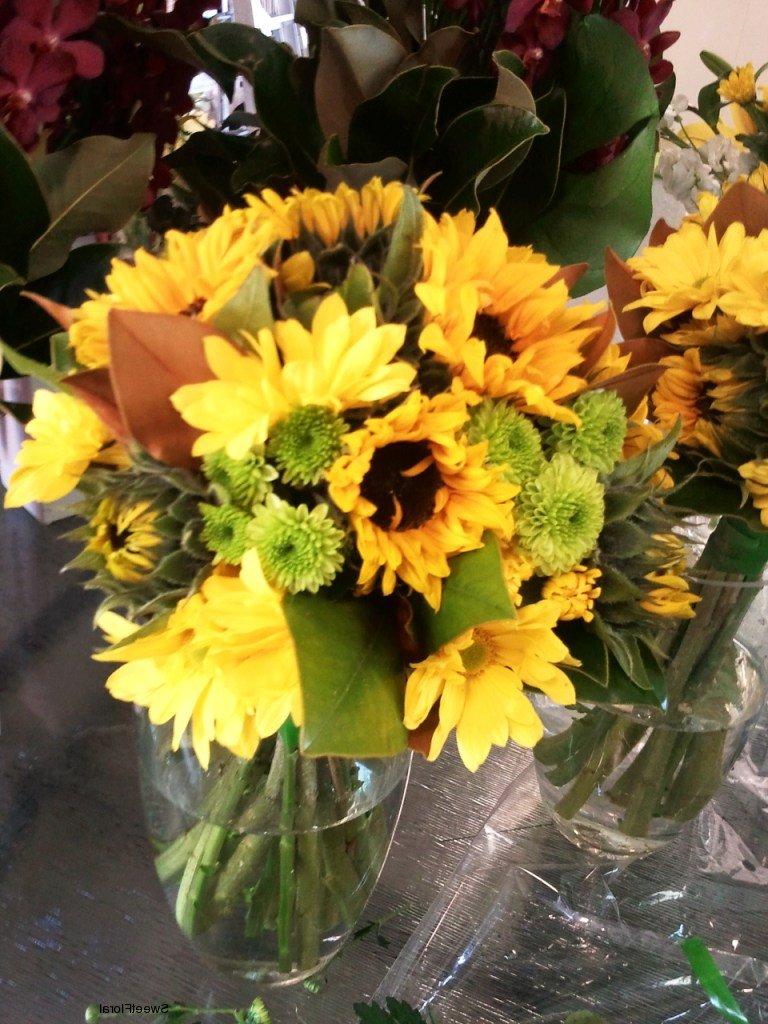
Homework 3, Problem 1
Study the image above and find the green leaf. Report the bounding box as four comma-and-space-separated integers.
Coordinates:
416, 535, 515, 654
526, 118, 658, 295
680, 936, 749, 1024
377, 185, 424, 320
429, 103, 547, 211
28, 134, 154, 281
230, 137, 294, 194
338, 262, 375, 312
609, 420, 680, 488
557, 622, 663, 706
212, 266, 274, 339
354, 999, 431, 1024
700, 51, 734, 80
564, 1015, 610, 1024
283, 592, 408, 758
347, 64, 458, 165
166, 129, 257, 215
0, 337, 63, 388
50, 332, 77, 375
34, 242, 120, 307
698, 81, 723, 131
0, 125, 50, 275
562, 14, 660, 162
0, 263, 23, 293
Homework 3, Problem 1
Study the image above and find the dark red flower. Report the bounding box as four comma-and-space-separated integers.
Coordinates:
0, 32, 74, 147
5, 0, 103, 78
502, 0, 593, 82
601, 0, 679, 84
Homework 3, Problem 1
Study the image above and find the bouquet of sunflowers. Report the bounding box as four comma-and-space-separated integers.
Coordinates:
4, 179, 699, 978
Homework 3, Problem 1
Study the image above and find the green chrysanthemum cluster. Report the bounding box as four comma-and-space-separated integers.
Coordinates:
548, 391, 628, 474
268, 405, 346, 487
516, 454, 605, 575
200, 503, 252, 564
203, 449, 277, 510
468, 400, 545, 484
250, 495, 345, 593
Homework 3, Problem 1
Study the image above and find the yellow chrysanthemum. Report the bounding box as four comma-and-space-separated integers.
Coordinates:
69, 210, 277, 368
327, 387, 517, 609
244, 178, 406, 247
87, 497, 162, 582
172, 293, 415, 460
542, 565, 602, 622
4, 390, 127, 508
739, 460, 768, 527
719, 64, 757, 104
626, 222, 746, 333
416, 209, 603, 424
96, 552, 302, 768
403, 601, 576, 771
499, 541, 536, 607
719, 231, 768, 329
622, 398, 675, 490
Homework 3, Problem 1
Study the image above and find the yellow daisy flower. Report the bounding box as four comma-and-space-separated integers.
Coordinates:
625, 221, 746, 333
4, 390, 127, 508
69, 210, 277, 368
244, 178, 406, 246
719, 231, 768, 329
739, 460, 768, 527
417, 210, 603, 423
96, 552, 302, 768
403, 601, 576, 771
719, 64, 757, 104
542, 565, 602, 622
87, 497, 163, 583
327, 387, 517, 610
640, 570, 700, 619
172, 293, 415, 459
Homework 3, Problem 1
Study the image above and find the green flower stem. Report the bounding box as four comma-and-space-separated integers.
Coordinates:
296, 758, 322, 971
320, 824, 362, 929
211, 744, 286, 915
661, 730, 728, 822
619, 728, 679, 837
175, 758, 252, 938
554, 717, 634, 821
277, 719, 300, 974
155, 822, 206, 885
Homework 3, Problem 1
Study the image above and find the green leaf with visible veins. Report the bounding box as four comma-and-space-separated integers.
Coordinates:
354, 998, 434, 1024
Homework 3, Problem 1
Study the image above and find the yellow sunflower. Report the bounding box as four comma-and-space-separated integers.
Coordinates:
739, 460, 768, 527
625, 221, 746, 333
69, 210, 278, 368
96, 551, 302, 768
327, 387, 517, 609
172, 293, 415, 459
87, 497, 162, 582
4, 390, 127, 508
403, 601, 576, 771
719, 231, 768, 330
244, 178, 406, 247
416, 210, 603, 423
499, 541, 536, 607
542, 565, 602, 622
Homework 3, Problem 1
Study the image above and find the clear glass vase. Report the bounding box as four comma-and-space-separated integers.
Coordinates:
136, 711, 411, 985
535, 518, 768, 861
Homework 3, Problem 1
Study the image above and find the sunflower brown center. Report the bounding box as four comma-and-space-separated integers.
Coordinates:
180, 297, 206, 317
473, 313, 510, 357
361, 440, 442, 531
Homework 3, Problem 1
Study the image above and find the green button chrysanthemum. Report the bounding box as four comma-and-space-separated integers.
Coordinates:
548, 390, 628, 474
249, 495, 345, 593
516, 454, 605, 575
200, 503, 253, 564
267, 405, 346, 487
468, 399, 545, 484
203, 449, 277, 510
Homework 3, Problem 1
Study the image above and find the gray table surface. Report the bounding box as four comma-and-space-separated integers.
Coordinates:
0, 508, 530, 1023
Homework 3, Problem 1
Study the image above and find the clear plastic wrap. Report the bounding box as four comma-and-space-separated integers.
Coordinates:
372, 712, 768, 1022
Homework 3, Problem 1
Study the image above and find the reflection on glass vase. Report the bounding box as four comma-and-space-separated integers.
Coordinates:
535, 517, 768, 861
137, 711, 411, 985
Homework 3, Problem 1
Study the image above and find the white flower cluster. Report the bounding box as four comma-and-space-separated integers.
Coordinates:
657, 94, 758, 212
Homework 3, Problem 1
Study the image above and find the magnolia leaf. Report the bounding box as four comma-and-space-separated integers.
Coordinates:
605, 246, 646, 340
107, 310, 215, 469
0, 263, 23, 294
382, 0, 422, 48
21, 291, 74, 330
0, 126, 50, 276
315, 25, 408, 150
526, 119, 658, 295
703, 180, 768, 239
377, 185, 424, 320
700, 50, 734, 79
283, 592, 408, 758
698, 80, 722, 131
336, 0, 404, 43
588, 363, 666, 415
230, 136, 294, 193
33, 242, 120, 310
417, 535, 515, 655
29, 134, 154, 281
166, 129, 258, 216
323, 156, 407, 189
430, 103, 547, 211
577, 309, 616, 377
409, 25, 474, 68
668, 462, 748, 521
562, 14, 659, 161
0, 337, 63, 389
212, 266, 274, 340
559, 623, 662, 705
295, 0, 342, 29
347, 64, 457, 165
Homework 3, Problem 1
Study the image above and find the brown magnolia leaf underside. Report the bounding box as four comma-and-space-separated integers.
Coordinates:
604, 246, 646, 341
588, 363, 666, 415
704, 180, 768, 239
65, 367, 130, 443
21, 290, 75, 330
